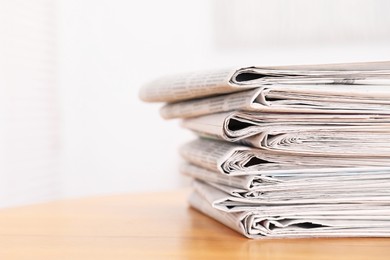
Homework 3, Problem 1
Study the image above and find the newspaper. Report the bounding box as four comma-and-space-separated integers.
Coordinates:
139, 61, 390, 103
161, 86, 390, 119
189, 188, 390, 239
182, 112, 390, 156
179, 139, 390, 176
181, 163, 390, 193
193, 179, 390, 211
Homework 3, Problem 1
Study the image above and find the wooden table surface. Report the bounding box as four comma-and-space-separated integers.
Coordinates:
0, 189, 389, 259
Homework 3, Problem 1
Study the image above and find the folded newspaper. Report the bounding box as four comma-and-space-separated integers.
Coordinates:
139, 61, 390, 103
189, 181, 390, 238
180, 139, 390, 175
180, 163, 390, 193
161, 87, 390, 119
182, 112, 390, 156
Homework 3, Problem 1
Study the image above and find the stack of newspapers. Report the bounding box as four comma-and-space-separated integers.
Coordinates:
140, 61, 390, 239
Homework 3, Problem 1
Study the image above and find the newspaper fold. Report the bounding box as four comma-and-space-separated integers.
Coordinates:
192, 179, 390, 212
189, 189, 390, 239
161, 87, 390, 119
140, 61, 390, 103
180, 139, 390, 176
181, 163, 390, 194
182, 112, 390, 156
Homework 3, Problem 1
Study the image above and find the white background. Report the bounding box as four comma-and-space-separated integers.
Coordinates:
1, 0, 390, 206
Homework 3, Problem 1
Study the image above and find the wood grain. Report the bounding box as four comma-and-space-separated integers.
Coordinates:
0, 189, 389, 259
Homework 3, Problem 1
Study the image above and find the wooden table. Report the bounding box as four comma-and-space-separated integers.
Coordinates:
0, 189, 389, 259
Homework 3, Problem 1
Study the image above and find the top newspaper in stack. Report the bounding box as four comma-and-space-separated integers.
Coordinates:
139, 61, 390, 105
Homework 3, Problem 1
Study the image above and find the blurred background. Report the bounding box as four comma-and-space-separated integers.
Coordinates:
1, 0, 390, 207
